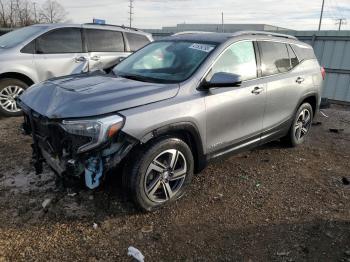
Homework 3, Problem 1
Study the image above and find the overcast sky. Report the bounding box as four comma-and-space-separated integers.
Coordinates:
36, 0, 350, 30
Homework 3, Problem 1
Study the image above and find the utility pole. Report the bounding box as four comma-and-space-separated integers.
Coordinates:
335, 18, 347, 30
221, 12, 224, 32
33, 2, 37, 23
318, 0, 325, 31
128, 0, 134, 28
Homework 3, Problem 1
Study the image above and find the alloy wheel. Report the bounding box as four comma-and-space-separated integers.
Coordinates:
144, 149, 187, 203
294, 108, 311, 141
0, 85, 24, 113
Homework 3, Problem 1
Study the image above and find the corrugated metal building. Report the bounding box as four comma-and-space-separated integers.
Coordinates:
1, 24, 350, 103
287, 31, 350, 103
145, 25, 350, 103
144, 23, 292, 39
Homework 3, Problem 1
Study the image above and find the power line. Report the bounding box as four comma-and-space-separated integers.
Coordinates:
128, 0, 134, 28
332, 0, 346, 19
326, 0, 338, 20
335, 18, 347, 30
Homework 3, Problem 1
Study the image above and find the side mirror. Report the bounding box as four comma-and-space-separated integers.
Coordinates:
201, 72, 242, 89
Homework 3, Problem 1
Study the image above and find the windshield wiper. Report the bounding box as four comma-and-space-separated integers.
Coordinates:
116, 73, 176, 84
118, 74, 154, 83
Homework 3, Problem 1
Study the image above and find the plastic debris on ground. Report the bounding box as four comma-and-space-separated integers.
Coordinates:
238, 175, 249, 181
320, 110, 329, 118
128, 246, 145, 262
41, 198, 51, 209
213, 193, 224, 200
141, 225, 153, 233
277, 251, 290, 256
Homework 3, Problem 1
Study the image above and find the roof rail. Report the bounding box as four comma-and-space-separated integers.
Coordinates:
173, 31, 213, 36
233, 31, 297, 40
84, 23, 139, 31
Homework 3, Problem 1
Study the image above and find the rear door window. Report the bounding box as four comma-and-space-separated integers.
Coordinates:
85, 29, 124, 52
258, 41, 290, 76
36, 28, 83, 54
125, 32, 150, 52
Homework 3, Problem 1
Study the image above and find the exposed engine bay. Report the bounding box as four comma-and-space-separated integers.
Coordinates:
21, 107, 137, 189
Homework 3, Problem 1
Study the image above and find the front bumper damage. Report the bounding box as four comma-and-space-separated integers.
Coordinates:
21, 108, 137, 190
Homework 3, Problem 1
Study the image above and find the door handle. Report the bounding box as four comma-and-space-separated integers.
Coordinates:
90, 55, 101, 61
75, 56, 87, 63
251, 86, 264, 95
296, 77, 305, 84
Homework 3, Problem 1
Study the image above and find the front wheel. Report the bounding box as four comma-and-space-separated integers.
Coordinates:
0, 78, 28, 117
283, 102, 313, 147
123, 137, 194, 212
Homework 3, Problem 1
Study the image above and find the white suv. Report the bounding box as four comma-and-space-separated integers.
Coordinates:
0, 23, 153, 116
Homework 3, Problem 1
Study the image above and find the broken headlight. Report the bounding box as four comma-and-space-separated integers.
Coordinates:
60, 115, 124, 153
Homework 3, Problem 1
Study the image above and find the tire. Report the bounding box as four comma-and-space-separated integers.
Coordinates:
0, 78, 28, 117
283, 102, 313, 147
123, 137, 194, 212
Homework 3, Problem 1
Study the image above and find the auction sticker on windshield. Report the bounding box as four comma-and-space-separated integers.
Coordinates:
189, 43, 215, 53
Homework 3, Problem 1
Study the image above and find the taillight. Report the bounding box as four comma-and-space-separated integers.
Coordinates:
321, 66, 326, 80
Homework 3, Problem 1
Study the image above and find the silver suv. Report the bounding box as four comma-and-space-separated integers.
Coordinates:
18, 31, 324, 211
0, 23, 153, 117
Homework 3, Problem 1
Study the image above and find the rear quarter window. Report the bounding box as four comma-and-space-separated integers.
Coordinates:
291, 44, 316, 61
287, 44, 299, 68
125, 32, 150, 52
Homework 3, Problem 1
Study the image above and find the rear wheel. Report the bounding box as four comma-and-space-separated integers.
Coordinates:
283, 103, 313, 147
123, 137, 194, 212
0, 78, 28, 117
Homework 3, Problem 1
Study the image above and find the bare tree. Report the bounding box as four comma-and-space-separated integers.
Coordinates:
0, 0, 68, 28
0, 0, 7, 27
15, 0, 34, 26
8, 0, 15, 27
39, 0, 67, 23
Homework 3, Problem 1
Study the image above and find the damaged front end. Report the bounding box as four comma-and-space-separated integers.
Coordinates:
20, 104, 137, 190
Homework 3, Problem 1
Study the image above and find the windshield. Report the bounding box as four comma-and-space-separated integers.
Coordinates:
113, 41, 217, 83
0, 26, 46, 49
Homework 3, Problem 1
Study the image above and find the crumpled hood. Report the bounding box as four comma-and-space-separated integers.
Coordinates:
19, 73, 179, 119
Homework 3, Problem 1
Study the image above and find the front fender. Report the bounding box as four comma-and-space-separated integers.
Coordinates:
139, 121, 206, 173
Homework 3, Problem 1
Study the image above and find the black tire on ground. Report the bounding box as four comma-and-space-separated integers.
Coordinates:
282, 102, 313, 147
0, 78, 28, 117
123, 137, 194, 212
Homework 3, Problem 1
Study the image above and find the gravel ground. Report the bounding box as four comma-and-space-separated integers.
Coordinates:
0, 105, 350, 262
